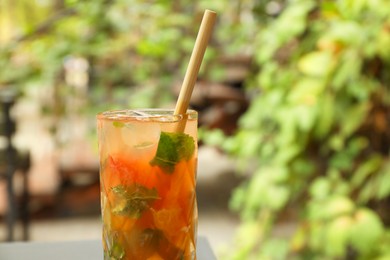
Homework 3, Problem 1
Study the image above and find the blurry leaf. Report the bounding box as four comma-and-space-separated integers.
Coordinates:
275, 111, 297, 145
377, 161, 390, 199
330, 138, 368, 172
288, 78, 325, 132
257, 62, 278, 90
378, 231, 390, 255
291, 225, 306, 252
254, 31, 281, 64
266, 185, 290, 211
294, 105, 316, 132
274, 143, 302, 164
307, 201, 324, 220
348, 78, 380, 101
238, 169, 291, 217
255, 1, 314, 64
348, 137, 369, 154
313, 92, 334, 139
198, 0, 228, 12
349, 208, 384, 255
330, 151, 353, 171
351, 155, 382, 188
65, 0, 78, 6
308, 222, 325, 251
358, 178, 376, 203
339, 103, 369, 137
291, 158, 316, 176
321, 1, 339, 18
321, 20, 364, 47
332, 50, 362, 90
245, 172, 267, 216
127, 86, 156, 108
343, 0, 368, 16
377, 255, 390, 260
231, 220, 263, 260
230, 186, 246, 213
377, 27, 390, 60
258, 238, 289, 259
235, 131, 262, 158
201, 128, 226, 147
298, 51, 335, 77
310, 177, 330, 200
288, 78, 325, 105
322, 196, 355, 219
136, 39, 167, 58
221, 136, 240, 155
268, 166, 289, 183
325, 216, 353, 257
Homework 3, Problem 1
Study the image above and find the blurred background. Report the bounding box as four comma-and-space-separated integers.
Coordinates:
0, 0, 390, 259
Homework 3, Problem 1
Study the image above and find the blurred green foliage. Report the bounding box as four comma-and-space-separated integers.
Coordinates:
203, 0, 390, 259
0, 0, 240, 113
0, 0, 245, 147
2, 0, 390, 259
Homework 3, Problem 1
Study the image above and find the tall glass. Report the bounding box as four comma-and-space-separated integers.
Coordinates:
97, 109, 198, 260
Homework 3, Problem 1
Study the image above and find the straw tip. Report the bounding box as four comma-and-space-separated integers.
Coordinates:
205, 9, 217, 15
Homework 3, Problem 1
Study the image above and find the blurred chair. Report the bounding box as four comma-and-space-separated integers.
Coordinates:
0, 88, 31, 241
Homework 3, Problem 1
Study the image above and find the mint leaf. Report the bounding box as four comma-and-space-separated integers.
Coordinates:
111, 184, 159, 218
137, 229, 184, 259
150, 131, 195, 173
138, 228, 163, 250
113, 121, 125, 128
104, 231, 125, 260
109, 239, 125, 260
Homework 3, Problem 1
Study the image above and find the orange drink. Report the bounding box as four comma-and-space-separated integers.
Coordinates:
97, 109, 198, 260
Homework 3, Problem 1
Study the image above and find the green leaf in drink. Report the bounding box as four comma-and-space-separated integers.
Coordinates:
150, 131, 195, 173
104, 233, 125, 260
109, 240, 125, 260
113, 121, 125, 128
111, 184, 159, 218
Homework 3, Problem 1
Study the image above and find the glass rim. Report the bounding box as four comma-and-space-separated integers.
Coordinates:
96, 108, 197, 122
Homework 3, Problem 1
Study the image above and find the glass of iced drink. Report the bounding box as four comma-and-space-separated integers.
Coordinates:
97, 109, 198, 260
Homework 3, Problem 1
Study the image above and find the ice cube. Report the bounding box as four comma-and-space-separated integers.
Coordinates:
121, 122, 161, 150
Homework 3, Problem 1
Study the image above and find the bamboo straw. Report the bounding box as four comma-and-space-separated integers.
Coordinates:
174, 9, 217, 132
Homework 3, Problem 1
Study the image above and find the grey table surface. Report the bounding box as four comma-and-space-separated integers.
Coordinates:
0, 236, 216, 260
